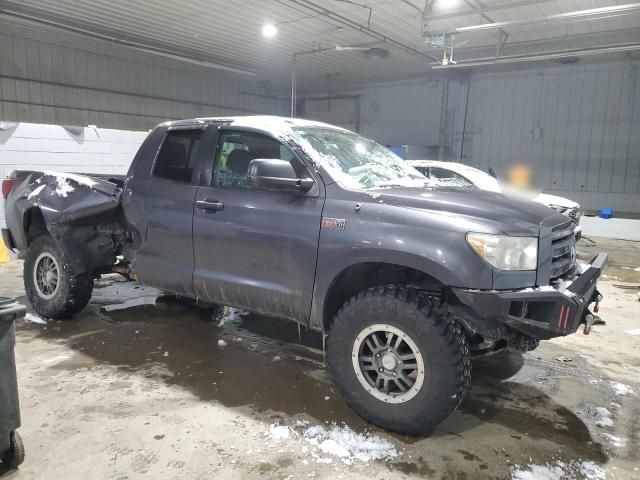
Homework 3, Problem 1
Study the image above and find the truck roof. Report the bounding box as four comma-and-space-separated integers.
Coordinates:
165, 115, 350, 136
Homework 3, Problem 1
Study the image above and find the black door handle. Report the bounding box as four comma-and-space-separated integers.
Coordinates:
196, 199, 224, 212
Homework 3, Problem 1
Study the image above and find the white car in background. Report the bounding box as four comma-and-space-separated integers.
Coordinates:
407, 160, 582, 239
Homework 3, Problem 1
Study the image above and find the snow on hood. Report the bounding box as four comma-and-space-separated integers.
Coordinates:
534, 192, 579, 209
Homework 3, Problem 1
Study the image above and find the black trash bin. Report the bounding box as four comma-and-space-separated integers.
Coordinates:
0, 297, 26, 471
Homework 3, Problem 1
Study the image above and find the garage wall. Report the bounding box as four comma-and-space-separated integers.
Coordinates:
358, 79, 449, 147
315, 77, 467, 160
301, 96, 360, 132
326, 60, 640, 215
463, 61, 640, 215
0, 32, 289, 131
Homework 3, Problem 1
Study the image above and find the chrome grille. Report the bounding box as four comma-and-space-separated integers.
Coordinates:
550, 223, 576, 279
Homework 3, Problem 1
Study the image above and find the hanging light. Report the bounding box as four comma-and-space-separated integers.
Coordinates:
262, 23, 278, 39
438, 0, 458, 8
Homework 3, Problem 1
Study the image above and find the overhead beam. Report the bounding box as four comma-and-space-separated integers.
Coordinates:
432, 42, 640, 69
455, 3, 640, 33
285, 0, 440, 62
444, 27, 640, 56
425, 0, 553, 22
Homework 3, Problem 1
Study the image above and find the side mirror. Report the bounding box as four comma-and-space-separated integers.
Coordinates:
247, 159, 313, 193
488, 167, 497, 179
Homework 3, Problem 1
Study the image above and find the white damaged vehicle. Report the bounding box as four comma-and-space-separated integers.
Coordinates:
407, 160, 582, 239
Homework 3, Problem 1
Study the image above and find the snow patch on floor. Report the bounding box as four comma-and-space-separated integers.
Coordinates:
302, 424, 397, 465
511, 462, 565, 480
265, 424, 291, 441
24, 312, 47, 324
265, 422, 397, 465
594, 407, 614, 428
579, 461, 607, 480
602, 432, 625, 448
511, 460, 605, 480
610, 381, 634, 396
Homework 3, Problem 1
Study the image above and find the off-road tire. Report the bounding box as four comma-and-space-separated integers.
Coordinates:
327, 285, 471, 436
24, 236, 93, 319
2, 431, 25, 469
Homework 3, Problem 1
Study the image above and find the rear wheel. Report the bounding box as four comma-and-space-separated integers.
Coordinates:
327, 285, 471, 436
24, 236, 93, 319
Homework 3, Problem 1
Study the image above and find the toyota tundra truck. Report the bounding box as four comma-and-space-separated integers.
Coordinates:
2, 116, 607, 435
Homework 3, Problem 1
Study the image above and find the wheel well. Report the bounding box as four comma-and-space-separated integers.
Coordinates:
323, 263, 444, 331
24, 207, 48, 245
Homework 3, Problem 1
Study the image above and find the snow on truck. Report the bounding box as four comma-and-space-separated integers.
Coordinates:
2, 116, 607, 435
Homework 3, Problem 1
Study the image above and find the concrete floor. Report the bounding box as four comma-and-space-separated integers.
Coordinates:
0, 237, 639, 480
580, 217, 640, 242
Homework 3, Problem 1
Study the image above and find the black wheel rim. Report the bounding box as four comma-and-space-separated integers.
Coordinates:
34, 252, 60, 299
352, 324, 425, 403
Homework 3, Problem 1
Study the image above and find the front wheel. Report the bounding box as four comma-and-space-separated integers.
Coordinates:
24, 236, 93, 319
327, 286, 471, 436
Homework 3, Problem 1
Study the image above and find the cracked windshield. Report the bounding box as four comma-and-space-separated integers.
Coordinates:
294, 127, 431, 189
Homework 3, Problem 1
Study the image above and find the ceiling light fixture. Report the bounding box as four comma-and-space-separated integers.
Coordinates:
262, 23, 278, 39
437, 0, 458, 8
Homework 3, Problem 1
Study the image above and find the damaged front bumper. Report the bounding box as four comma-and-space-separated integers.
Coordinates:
451, 253, 608, 341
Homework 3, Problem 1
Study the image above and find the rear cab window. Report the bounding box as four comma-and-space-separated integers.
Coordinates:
153, 129, 203, 183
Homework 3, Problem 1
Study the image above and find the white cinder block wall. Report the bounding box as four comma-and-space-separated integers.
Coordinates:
0, 122, 147, 227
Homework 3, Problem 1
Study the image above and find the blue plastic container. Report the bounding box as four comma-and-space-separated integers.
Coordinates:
599, 208, 613, 219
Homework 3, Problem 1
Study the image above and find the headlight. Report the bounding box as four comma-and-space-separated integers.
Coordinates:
548, 204, 567, 214
466, 233, 538, 270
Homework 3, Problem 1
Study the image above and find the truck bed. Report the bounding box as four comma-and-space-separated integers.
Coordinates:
7, 170, 125, 225
3, 170, 128, 274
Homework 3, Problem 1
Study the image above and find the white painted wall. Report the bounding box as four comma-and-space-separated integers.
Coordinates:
0, 122, 147, 227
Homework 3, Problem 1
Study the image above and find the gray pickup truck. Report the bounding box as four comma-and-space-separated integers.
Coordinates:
2, 116, 607, 435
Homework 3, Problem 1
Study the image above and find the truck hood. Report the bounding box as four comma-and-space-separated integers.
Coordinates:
366, 186, 568, 234
533, 192, 580, 209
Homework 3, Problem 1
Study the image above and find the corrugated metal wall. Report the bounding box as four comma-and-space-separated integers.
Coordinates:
0, 32, 289, 130
463, 61, 640, 215
301, 97, 360, 132
344, 60, 640, 214
359, 80, 445, 147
